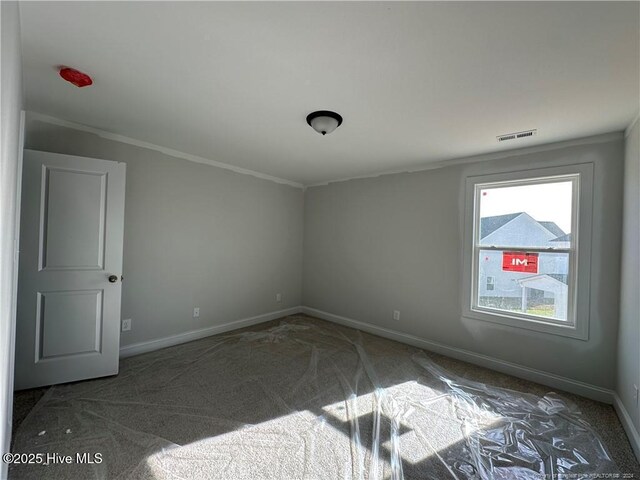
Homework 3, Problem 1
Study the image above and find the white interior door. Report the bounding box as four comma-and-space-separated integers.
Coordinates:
15, 150, 126, 390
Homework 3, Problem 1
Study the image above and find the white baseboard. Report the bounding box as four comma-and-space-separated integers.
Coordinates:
614, 393, 640, 462
119, 306, 302, 358
301, 306, 615, 404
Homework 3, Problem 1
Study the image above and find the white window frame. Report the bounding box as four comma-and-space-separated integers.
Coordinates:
462, 164, 594, 340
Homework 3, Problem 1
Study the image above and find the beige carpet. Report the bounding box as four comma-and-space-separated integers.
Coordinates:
10, 315, 640, 479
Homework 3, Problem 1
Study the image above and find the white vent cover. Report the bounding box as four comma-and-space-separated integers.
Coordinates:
497, 129, 537, 143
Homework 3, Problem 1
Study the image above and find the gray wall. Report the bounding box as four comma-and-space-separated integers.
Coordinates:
617, 119, 640, 429
303, 138, 623, 389
0, 2, 23, 476
24, 117, 304, 348
20, 116, 630, 393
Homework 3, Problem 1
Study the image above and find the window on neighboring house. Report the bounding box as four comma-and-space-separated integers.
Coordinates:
463, 164, 593, 340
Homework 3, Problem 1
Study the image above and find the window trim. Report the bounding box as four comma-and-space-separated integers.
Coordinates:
462, 164, 594, 340
471, 174, 579, 326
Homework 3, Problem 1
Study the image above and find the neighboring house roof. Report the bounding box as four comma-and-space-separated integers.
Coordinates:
480, 212, 571, 243
479, 212, 523, 239
539, 221, 565, 238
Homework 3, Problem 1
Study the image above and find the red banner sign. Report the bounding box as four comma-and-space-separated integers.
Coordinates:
502, 252, 538, 273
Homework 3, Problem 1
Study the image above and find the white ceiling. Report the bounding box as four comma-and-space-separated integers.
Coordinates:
19, 2, 640, 186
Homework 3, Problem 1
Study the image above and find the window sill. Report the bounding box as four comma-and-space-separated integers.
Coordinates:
463, 307, 589, 340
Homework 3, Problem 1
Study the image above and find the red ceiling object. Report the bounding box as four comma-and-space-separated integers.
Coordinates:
59, 67, 93, 88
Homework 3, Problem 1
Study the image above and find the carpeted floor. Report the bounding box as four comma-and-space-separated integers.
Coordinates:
10, 315, 640, 479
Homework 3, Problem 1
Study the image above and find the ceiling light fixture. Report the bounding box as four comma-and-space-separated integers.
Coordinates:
306, 110, 343, 136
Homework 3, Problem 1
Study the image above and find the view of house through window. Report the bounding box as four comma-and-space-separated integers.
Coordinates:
473, 177, 577, 323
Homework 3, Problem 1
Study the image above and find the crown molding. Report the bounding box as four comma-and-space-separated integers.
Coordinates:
26, 111, 304, 189
307, 131, 624, 188
625, 111, 640, 138
26, 112, 626, 190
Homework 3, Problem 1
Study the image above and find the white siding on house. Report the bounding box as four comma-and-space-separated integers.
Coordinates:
481, 213, 563, 248
477, 212, 570, 320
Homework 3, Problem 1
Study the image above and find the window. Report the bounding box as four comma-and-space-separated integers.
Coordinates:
463, 164, 593, 340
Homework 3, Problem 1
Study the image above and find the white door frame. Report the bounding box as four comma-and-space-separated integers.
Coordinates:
1, 110, 24, 480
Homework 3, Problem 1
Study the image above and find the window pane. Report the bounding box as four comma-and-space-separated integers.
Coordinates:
478, 181, 573, 248
477, 249, 570, 322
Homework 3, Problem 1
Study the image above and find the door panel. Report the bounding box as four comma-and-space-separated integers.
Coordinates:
37, 290, 103, 359
15, 150, 126, 390
40, 167, 107, 271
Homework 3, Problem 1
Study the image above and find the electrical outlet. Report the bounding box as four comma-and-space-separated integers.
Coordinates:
276, 293, 282, 303
193, 307, 200, 318
393, 310, 400, 321
121, 319, 132, 332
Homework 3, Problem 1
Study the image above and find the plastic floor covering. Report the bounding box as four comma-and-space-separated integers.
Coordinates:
10, 315, 631, 479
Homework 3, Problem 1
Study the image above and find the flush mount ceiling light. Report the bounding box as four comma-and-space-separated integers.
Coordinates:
306, 110, 343, 136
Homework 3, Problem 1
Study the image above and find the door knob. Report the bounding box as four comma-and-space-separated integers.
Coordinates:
108, 275, 118, 283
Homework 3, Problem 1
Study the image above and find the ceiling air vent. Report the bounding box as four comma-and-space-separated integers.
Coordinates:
497, 129, 537, 143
